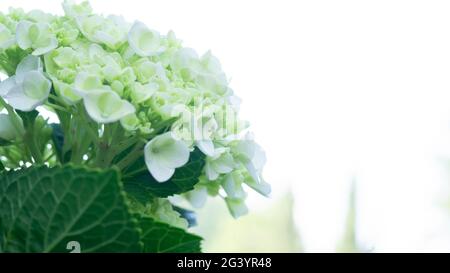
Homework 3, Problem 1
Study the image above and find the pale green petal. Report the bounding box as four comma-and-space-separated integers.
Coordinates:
74, 72, 103, 93
171, 48, 199, 72
244, 178, 271, 197
185, 187, 208, 208
205, 161, 219, 181
5, 84, 44, 111
75, 15, 103, 42
225, 197, 248, 219
62, 0, 93, 17
15, 55, 42, 82
223, 172, 246, 199
252, 144, 267, 170
200, 50, 223, 75
130, 82, 158, 103
26, 10, 54, 23
233, 139, 256, 163
31, 36, 58, 56
0, 24, 14, 49
144, 132, 190, 182
16, 21, 58, 55
149, 132, 190, 168
118, 67, 136, 85
147, 159, 175, 183
88, 43, 106, 62
52, 47, 78, 68
128, 21, 164, 57
0, 76, 17, 96
212, 152, 234, 174
196, 139, 215, 156
52, 79, 81, 104
120, 113, 139, 131
83, 89, 135, 123
133, 59, 166, 83
22, 70, 51, 100
15, 20, 33, 50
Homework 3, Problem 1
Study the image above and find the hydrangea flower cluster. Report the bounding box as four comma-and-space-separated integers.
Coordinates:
0, 0, 269, 220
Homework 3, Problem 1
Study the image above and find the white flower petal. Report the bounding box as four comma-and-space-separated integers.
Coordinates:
146, 158, 175, 183
22, 71, 51, 100
31, 36, 58, 56
144, 132, 191, 182
128, 21, 163, 57
196, 139, 215, 156
16, 55, 43, 82
15, 20, 33, 50
212, 153, 234, 174
130, 82, 158, 103
252, 144, 267, 170
74, 72, 103, 93
225, 198, 248, 219
186, 187, 208, 208
120, 113, 139, 131
52, 79, 81, 104
83, 89, 135, 123
245, 179, 271, 197
205, 161, 219, 181
0, 76, 17, 96
222, 172, 246, 199
5, 85, 43, 111
0, 24, 14, 49
150, 132, 190, 168
245, 161, 261, 184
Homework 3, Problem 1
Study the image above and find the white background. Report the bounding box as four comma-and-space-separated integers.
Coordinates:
2, 0, 450, 252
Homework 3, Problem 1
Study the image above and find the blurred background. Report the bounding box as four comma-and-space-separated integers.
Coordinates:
3, 0, 450, 252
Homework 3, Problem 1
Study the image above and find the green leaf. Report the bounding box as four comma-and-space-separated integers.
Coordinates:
0, 161, 4, 172
123, 148, 206, 203
138, 216, 202, 253
0, 165, 141, 253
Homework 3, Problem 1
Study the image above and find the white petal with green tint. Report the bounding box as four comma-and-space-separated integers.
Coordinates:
74, 72, 103, 94
222, 172, 246, 199
204, 148, 235, 180
128, 21, 164, 57
5, 71, 51, 111
62, 0, 93, 17
16, 20, 33, 50
83, 89, 135, 124
225, 197, 248, 219
31, 36, 58, 56
130, 82, 158, 103
15, 55, 43, 82
16, 21, 58, 56
0, 77, 17, 96
52, 79, 81, 105
0, 24, 15, 49
147, 159, 175, 183
120, 113, 140, 131
144, 132, 190, 182
186, 187, 208, 208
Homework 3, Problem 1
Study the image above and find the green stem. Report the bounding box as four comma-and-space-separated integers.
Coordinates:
45, 102, 71, 113
25, 129, 43, 163
115, 141, 144, 170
